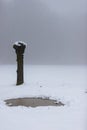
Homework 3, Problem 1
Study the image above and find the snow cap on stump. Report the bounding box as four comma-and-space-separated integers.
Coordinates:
13, 41, 27, 47
13, 41, 27, 54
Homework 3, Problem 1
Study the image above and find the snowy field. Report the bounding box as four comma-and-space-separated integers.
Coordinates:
0, 65, 87, 130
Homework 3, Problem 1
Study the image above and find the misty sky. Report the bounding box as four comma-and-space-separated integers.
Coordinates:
0, 0, 87, 64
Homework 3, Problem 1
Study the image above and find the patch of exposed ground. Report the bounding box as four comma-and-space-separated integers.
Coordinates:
5, 97, 64, 108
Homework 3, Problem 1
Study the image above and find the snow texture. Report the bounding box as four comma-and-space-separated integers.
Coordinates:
0, 65, 87, 130
13, 41, 27, 46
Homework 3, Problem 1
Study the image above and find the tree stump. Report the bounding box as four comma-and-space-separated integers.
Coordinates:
13, 42, 26, 85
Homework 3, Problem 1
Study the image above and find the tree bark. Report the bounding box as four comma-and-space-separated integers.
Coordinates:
16, 53, 24, 85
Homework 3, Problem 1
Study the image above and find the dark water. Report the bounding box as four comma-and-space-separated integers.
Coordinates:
5, 97, 64, 108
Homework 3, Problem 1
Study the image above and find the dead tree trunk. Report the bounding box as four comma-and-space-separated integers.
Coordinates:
13, 42, 26, 85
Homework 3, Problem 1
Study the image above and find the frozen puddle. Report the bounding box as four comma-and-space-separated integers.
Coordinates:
5, 97, 64, 108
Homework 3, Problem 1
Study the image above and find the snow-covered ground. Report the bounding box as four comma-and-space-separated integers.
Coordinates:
0, 65, 87, 130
